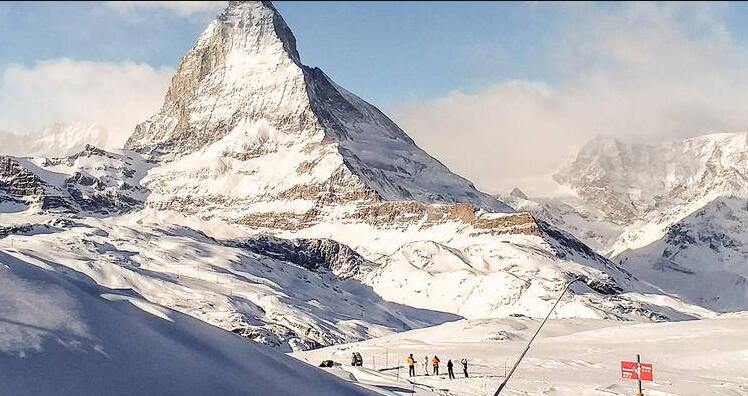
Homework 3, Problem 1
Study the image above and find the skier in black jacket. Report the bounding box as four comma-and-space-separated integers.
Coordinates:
461, 358, 469, 378
447, 359, 455, 379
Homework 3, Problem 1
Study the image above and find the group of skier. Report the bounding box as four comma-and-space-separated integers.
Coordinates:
405, 353, 469, 379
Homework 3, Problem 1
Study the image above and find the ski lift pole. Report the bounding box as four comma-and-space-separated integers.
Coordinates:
494, 277, 582, 396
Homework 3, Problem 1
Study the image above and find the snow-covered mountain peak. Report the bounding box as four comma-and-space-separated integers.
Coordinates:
207, 1, 300, 63
126, 0, 312, 156
127, 0, 509, 213
509, 187, 529, 200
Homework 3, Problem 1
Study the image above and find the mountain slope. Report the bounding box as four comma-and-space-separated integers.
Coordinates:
0, 218, 456, 352
0, 249, 377, 396
295, 315, 748, 396
0, 146, 150, 215
616, 197, 748, 312
500, 189, 623, 253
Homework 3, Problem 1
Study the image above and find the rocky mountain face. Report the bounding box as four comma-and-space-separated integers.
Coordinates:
501, 191, 623, 253
510, 132, 748, 312
615, 195, 748, 312
229, 235, 375, 279
0, 145, 149, 215
0, 1, 708, 352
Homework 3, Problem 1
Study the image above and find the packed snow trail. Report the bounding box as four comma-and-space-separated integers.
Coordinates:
0, 250, 379, 396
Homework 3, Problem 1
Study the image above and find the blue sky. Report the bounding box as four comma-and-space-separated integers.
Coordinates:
2, 2, 748, 106
11, 1, 747, 106
2, 2, 748, 194
0, 1, 565, 106
278, 1, 562, 105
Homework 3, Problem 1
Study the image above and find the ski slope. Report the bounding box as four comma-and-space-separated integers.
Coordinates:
294, 316, 748, 395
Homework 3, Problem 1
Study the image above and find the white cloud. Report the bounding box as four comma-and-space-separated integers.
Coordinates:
391, 3, 748, 196
0, 59, 173, 151
104, 1, 226, 18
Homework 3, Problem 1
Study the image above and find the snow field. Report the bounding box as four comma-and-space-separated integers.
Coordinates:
295, 316, 748, 395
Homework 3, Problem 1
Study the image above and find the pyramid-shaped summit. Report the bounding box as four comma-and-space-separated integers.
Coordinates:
127, 1, 510, 217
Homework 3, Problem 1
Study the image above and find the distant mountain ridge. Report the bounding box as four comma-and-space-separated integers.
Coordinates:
505, 132, 748, 312
554, 133, 748, 226
0, 122, 112, 158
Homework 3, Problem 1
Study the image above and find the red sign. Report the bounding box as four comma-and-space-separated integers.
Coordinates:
621, 361, 653, 381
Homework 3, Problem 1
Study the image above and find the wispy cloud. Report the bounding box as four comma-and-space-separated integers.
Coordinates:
0, 59, 173, 149
392, 3, 748, 196
103, 1, 226, 18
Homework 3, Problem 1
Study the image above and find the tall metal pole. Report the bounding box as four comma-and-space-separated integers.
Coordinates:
494, 277, 582, 396
636, 354, 643, 396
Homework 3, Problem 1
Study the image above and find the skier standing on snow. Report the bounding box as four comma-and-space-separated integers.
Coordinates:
423, 355, 429, 376
432, 355, 440, 375
461, 358, 468, 378
447, 359, 455, 379
406, 354, 416, 377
